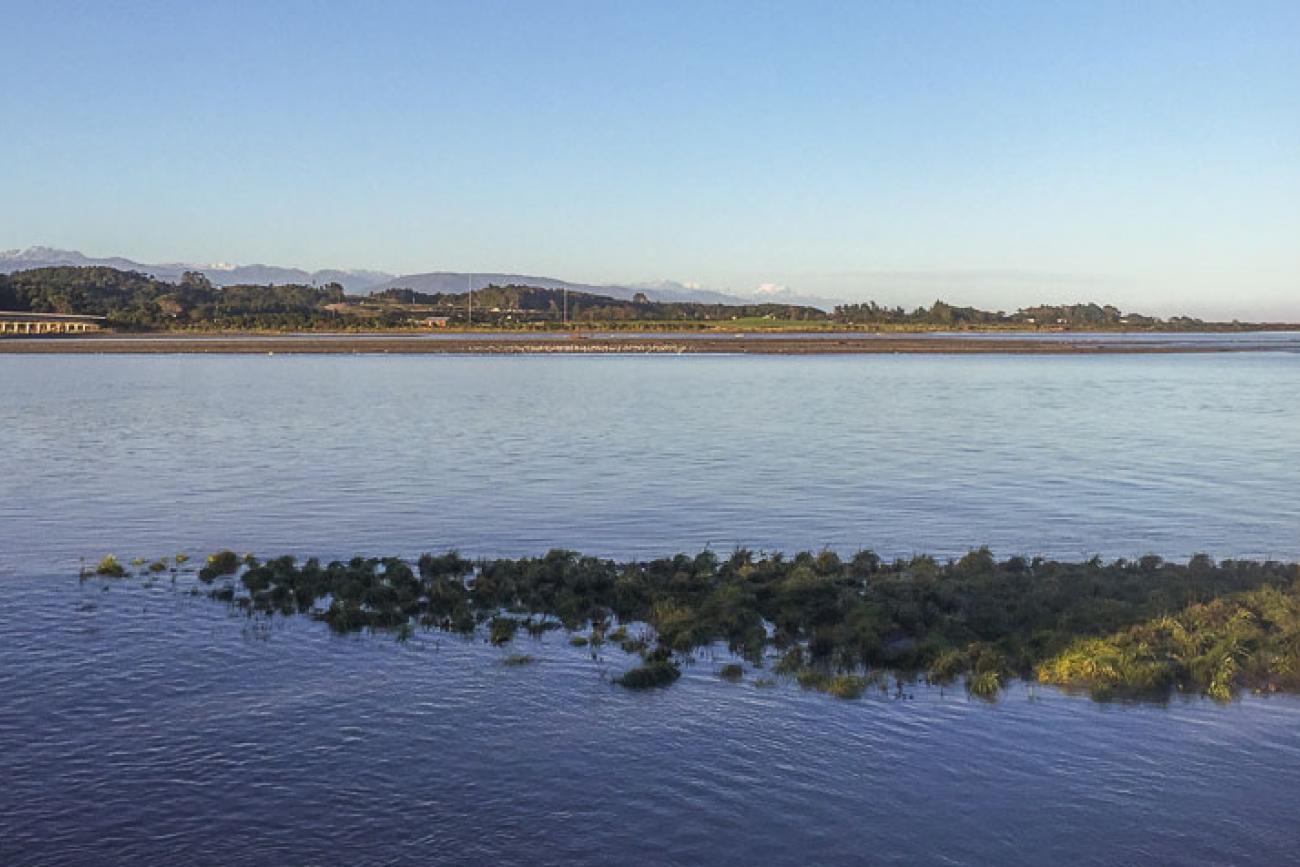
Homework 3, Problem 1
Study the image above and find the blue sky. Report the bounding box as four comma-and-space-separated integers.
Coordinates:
2, 1, 1297, 317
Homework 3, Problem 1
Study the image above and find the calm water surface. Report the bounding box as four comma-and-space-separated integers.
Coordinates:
2, 353, 1299, 865
2, 353, 1298, 570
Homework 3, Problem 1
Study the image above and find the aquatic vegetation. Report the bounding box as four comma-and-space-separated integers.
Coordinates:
615, 659, 681, 689
719, 663, 744, 682
825, 675, 868, 699
95, 555, 126, 578
753, 677, 778, 688
127, 545, 1300, 701
199, 550, 241, 583
525, 619, 561, 638
967, 670, 1002, 698
1037, 584, 1300, 701
147, 559, 168, 573
175, 553, 190, 566
795, 670, 867, 699
489, 616, 521, 646
501, 654, 536, 666
927, 649, 966, 685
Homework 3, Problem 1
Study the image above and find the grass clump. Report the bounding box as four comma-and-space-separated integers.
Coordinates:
489, 616, 520, 646
95, 555, 126, 578
199, 550, 241, 583
1037, 584, 1300, 701
615, 659, 682, 690
569, 635, 589, 647
719, 663, 744, 682
967, 670, 1002, 698
927, 649, 967, 685
619, 636, 648, 654
796, 670, 867, 699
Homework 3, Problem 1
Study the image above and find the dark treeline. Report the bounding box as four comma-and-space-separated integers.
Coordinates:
96, 547, 1300, 701
0, 267, 352, 330
1, 265, 1234, 331
833, 299, 1205, 329
368, 284, 826, 324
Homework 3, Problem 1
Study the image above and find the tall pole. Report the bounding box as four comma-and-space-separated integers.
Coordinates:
467, 273, 473, 326
563, 286, 568, 328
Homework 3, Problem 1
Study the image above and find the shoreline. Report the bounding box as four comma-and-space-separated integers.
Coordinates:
0, 331, 1291, 355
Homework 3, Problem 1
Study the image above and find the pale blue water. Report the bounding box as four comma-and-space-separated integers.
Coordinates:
1, 353, 1298, 572
2, 353, 1300, 865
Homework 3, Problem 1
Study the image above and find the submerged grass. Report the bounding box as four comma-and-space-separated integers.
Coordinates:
501, 654, 536, 666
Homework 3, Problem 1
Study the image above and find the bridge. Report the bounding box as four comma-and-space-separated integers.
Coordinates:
0, 311, 107, 334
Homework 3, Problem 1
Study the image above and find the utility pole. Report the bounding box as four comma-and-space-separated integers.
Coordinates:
467, 273, 473, 326
563, 286, 568, 328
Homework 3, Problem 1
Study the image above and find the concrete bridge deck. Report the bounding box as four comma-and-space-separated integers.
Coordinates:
0, 311, 106, 334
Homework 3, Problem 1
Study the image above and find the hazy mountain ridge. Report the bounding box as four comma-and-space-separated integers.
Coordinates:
0, 247, 394, 293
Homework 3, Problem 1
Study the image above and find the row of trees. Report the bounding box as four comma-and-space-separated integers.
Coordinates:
0, 267, 350, 330
369, 284, 828, 323
832, 299, 1196, 329
2, 265, 1208, 331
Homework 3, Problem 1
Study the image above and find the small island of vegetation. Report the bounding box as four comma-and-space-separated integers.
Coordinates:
86, 546, 1300, 703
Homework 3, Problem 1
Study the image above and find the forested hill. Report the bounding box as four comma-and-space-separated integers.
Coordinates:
0, 265, 1235, 331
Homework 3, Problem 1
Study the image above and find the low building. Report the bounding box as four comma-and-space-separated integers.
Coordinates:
421, 316, 450, 328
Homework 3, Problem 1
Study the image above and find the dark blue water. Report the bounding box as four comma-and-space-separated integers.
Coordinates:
3, 353, 1300, 865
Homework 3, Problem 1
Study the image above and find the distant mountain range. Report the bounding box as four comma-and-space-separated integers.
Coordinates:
0, 246, 393, 293
0, 247, 840, 309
